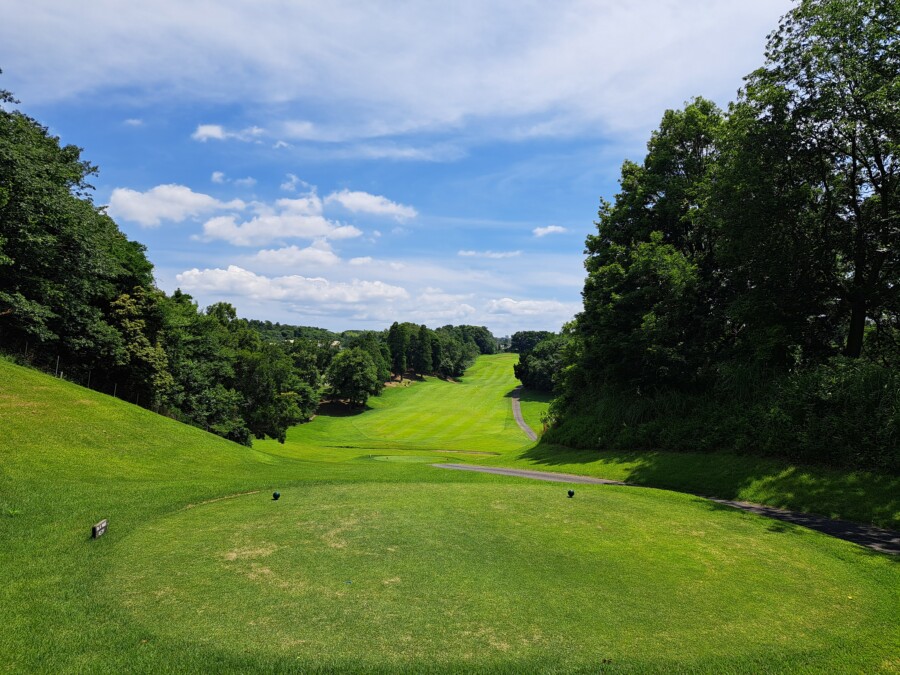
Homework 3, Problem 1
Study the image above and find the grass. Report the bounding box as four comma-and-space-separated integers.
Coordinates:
1, 353, 898, 673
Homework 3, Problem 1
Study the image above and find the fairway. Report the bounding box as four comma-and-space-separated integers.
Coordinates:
255, 354, 530, 459
2, 355, 899, 673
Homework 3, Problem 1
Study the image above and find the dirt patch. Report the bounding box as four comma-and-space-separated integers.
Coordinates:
223, 544, 279, 561
322, 518, 359, 549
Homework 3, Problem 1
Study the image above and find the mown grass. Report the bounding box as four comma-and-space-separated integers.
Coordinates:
1, 354, 898, 673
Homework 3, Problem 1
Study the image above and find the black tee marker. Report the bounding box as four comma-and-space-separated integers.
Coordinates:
567, 490, 575, 498
273, 491, 281, 501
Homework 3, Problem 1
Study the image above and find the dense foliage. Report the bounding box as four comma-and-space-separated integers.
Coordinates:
0, 82, 497, 438
510, 330, 553, 354
548, 0, 899, 472
513, 332, 568, 392
247, 320, 338, 344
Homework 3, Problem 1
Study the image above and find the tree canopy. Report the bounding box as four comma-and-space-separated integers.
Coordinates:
548, 0, 899, 472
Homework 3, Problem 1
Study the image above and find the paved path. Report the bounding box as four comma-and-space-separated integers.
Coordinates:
433, 463, 900, 555
510, 387, 538, 441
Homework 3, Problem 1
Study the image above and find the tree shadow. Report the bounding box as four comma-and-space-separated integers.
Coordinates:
518, 440, 900, 529
504, 386, 554, 402
316, 401, 371, 417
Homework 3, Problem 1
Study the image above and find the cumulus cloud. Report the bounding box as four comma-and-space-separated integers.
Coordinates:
108, 184, 245, 227
201, 214, 361, 247
458, 250, 521, 259
123, 118, 143, 127
211, 171, 226, 184
533, 225, 568, 237
176, 265, 409, 304
349, 256, 373, 265
191, 124, 264, 142
252, 241, 341, 268
199, 194, 362, 246
324, 189, 417, 221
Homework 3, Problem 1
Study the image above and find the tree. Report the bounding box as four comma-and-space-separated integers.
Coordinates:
387, 321, 408, 376
575, 98, 723, 390
514, 333, 568, 392
0, 93, 154, 371
344, 331, 389, 389
739, 0, 899, 358
510, 331, 552, 354
234, 339, 314, 443
110, 288, 174, 407
412, 324, 433, 375
326, 347, 380, 407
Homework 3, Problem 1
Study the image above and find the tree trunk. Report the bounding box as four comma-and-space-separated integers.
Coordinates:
844, 295, 866, 358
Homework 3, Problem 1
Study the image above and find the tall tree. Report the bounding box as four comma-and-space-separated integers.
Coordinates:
739, 0, 899, 358
575, 98, 723, 389
413, 324, 433, 375
387, 321, 408, 376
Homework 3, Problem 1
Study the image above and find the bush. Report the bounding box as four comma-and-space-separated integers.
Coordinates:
546, 358, 899, 473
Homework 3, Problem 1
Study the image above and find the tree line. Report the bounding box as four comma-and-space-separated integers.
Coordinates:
539, 0, 898, 472
0, 81, 497, 444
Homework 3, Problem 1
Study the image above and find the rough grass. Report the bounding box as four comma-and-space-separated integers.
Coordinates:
1, 354, 898, 673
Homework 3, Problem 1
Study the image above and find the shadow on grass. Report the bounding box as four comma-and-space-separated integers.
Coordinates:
316, 401, 371, 417
503, 386, 555, 402
519, 440, 900, 529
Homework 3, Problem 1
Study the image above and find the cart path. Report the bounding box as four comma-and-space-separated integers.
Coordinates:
433, 463, 900, 555
511, 387, 538, 441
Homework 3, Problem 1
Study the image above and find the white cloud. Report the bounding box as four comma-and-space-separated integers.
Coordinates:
486, 297, 580, 317
458, 250, 521, 259
201, 214, 361, 247
107, 184, 245, 227
2, 1, 792, 141
123, 118, 143, 127
349, 256, 373, 265
324, 189, 417, 221
280, 174, 309, 192
533, 225, 568, 237
210, 171, 256, 188
344, 143, 465, 162
176, 265, 409, 304
252, 241, 340, 268
191, 124, 264, 142
277, 195, 324, 215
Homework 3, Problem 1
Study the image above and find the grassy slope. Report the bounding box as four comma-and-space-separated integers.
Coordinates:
507, 375, 899, 529
1, 354, 898, 673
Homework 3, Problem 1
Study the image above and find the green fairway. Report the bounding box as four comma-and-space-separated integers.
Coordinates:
1, 354, 898, 673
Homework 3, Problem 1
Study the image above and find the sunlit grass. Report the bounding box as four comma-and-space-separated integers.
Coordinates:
1, 354, 898, 673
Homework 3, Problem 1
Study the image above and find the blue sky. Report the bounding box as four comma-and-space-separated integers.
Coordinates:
1, 0, 792, 335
